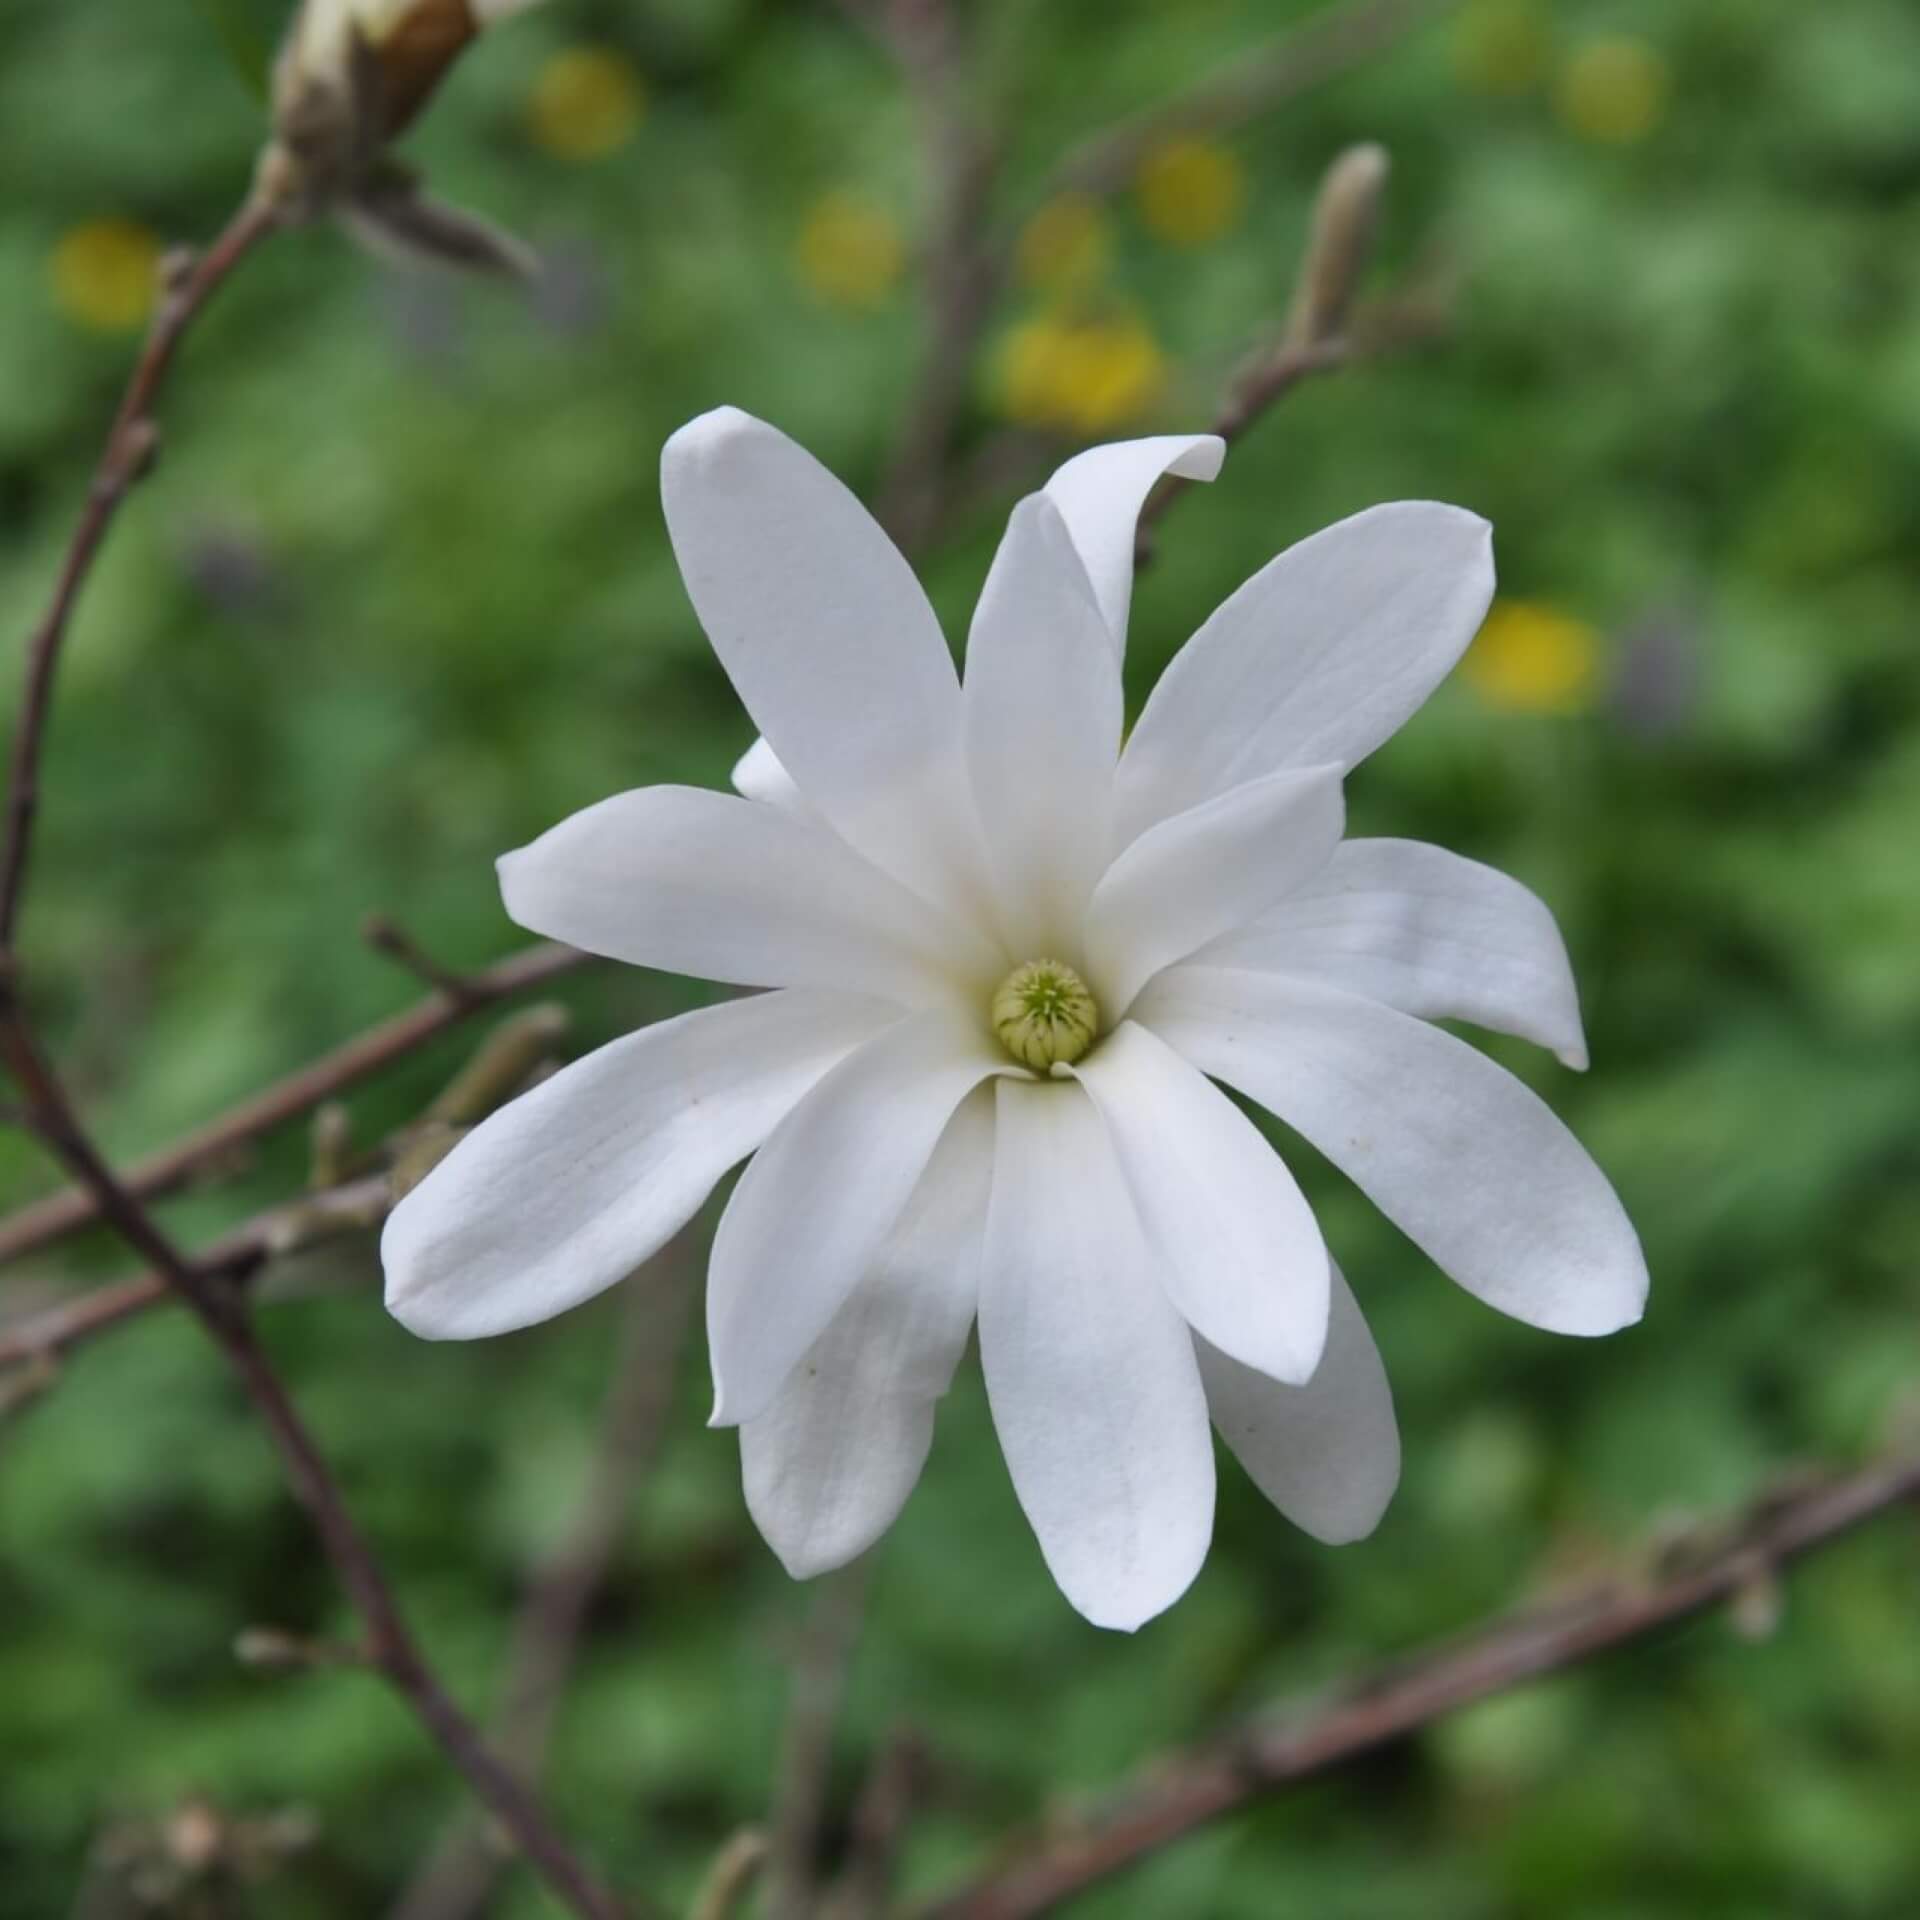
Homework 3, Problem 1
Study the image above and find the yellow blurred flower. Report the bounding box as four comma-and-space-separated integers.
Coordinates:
995, 309, 1166, 436
49, 218, 162, 334
527, 45, 644, 161
1463, 600, 1601, 715
1016, 194, 1112, 293
1135, 138, 1245, 250
795, 192, 905, 311
1556, 37, 1669, 144
1451, 0, 1549, 97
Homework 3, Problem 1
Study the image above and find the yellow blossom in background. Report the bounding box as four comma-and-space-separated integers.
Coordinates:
1135, 138, 1245, 249
1016, 195, 1112, 293
49, 218, 162, 334
527, 45, 644, 162
995, 309, 1166, 436
1464, 600, 1601, 715
794, 191, 905, 311
1556, 37, 1669, 144
1452, 0, 1549, 97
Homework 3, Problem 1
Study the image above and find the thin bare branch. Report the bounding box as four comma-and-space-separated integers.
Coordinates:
391, 1259, 696, 1920
0, 201, 279, 949
688, 1830, 772, 1920
765, 1559, 875, 1920
1035, 0, 1444, 205
0, 1173, 387, 1376
918, 1449, 1920, 1920
0, 938, 589, 1271
825, 1725, 929, 1920
364, 913, 483, 1003
872, 0, 1004, 550
0, 1008, 631, 1920
0, 186, 630, 1920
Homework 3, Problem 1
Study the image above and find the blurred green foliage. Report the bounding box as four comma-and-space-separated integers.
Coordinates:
3, 0, 1919, 1914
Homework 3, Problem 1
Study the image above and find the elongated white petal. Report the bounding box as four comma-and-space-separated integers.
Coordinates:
660, 408, 983, 913
384, 991, 892, 1340
964, 496, 1121, 950
979, 1079, 1214, 1631
1198, 1264, 1398, 1544
1084, 765, 1345, 1015
708, 1009, 1011, 1425
730, 737, 806, 812
1043, 435, 1224, 653
1074, 1022, 1328, 1384
1116, 503, 1495, 844
1136, 968, 1647, 1336
741, 1090, 992, 1577
498, 785, 997, 1005
1202, 837, 1588, 1068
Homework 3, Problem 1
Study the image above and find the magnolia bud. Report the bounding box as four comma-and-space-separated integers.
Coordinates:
1285, 143, 1391, 349
265, 0, 546, 219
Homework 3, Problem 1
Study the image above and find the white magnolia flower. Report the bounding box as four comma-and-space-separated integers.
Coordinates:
384, 409, 1647, 1630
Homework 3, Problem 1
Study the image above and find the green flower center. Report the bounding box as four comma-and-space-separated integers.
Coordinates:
991, 959, 1099, 1071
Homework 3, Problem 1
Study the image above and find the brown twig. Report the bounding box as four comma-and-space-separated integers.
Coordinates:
0, 201, 279, 950
0, 1171, 389, 1376
1131, 140, 1432, 556
0, 1010, 629, 1920
1035, 0, 1444, 204
0, 938, 589, 1270
688, 1830, 772, 1920
391, 1260, 697, 1920
826, 1725, 929, 1920
869, 0, 1004, 551
364, 913, 482, 1003
0, 189, 627, 1920
917, 1449, 1920, 1920
765, 1558, 875, 1920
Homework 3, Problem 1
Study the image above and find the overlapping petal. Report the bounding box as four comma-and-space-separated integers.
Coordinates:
1136, 966, 1647, 1336
1198, 1263, 1398, 1544
1115, 503, 1494, 844
384, 990, 893, 1340
740, 1090, 992, 1577
1083, 764, 1345, 1014
730, 737, 806, 812
963, 496, 1121, 951
1201, 837, 1588, 1067
660, 408, 985, 915
498, 784, 997, 1005
979, 1078, 1214, 1630
1074, 1021, 1328, 1385
708, 1009, 1012, 1425
1042, 434, 1224, 653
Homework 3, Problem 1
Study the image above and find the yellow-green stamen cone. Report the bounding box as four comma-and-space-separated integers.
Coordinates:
992, 959, 1099, 1071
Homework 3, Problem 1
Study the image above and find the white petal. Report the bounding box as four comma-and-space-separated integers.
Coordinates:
707, 1009, 1010, 1425
1201, 837, 1589, 1068
384, 991, 891, 1340
1116, 503, 1495, 844
730, 737, 806, 812
1198, 1263, 1399, 1544
498, 785, 998, 1004
1073, 1021, 1328, 1385
963, 495, 1121, 950
740, 1090, 992, 1578
660, 408, 984, 912
1043, 434, 1225, 654
979, 1078, 1214, 1631
1136, 967, 1647, 1336
1083, 765, 1345, 1015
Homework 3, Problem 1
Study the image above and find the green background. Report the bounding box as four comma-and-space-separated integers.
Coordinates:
3, 0, 1918, 1913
